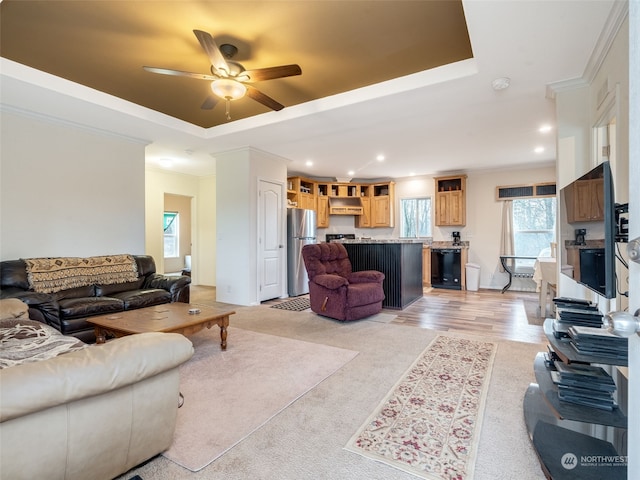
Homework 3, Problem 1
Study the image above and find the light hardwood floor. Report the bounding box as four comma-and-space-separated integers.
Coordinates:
191, 285, 548, 345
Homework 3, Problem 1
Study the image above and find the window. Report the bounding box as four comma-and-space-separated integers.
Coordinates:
400, 197, 432, 238
163, 212, 179, 258
512, 198, 556, 266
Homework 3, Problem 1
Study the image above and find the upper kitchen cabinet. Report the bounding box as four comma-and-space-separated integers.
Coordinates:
371, 182, 395, 228
565, 178, 605, 223
355, 184, 372, 228
316, 183, 330, 227
434, 175, 466, 226
327, 182, 364, 216
288, 177, 316, 211
288, 177, 395, 228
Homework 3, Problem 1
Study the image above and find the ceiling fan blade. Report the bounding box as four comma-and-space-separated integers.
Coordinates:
201, 95, 219, 110
193, 29, 230, 76
242, 64, 302, 82
245, 85, 284, 111
143, 66, 217, 81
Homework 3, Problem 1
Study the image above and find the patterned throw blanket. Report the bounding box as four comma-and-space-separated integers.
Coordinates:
0, 319, 87, 369
23, 254, 139, 294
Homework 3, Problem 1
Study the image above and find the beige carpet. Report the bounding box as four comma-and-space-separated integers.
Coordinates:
346, 335, 497, 479
119, 306, 547, 480
162, 326, 359, 471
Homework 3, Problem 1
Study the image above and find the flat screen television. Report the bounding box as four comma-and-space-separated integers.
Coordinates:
559, 161, 616, 298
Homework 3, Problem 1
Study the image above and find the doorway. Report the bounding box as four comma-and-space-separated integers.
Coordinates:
163, 193, 192, 274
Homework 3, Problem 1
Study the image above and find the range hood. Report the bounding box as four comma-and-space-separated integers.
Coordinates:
328, 197, 363, 215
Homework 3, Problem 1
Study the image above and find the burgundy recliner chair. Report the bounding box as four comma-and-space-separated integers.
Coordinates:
301, 243, 385, 321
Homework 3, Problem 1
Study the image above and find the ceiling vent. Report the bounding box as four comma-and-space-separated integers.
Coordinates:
496, 182, 556, 201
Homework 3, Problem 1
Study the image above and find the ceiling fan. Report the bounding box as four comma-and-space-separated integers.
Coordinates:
143, 29, 302, 120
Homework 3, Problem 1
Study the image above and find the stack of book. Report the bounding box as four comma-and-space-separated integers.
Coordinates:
552, 360, 618, 411
568, 326, 629, 363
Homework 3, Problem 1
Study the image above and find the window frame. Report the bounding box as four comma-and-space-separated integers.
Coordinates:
163, 211, 180, 259
399, 196, 433, 239
512, 197, 556, 267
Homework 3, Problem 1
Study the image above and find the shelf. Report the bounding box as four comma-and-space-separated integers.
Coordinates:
524, 386, 627, 480
543, 319, 628, 367
533, 353, 627, 428
533, 421, 626, 480
328, 197, 363, 215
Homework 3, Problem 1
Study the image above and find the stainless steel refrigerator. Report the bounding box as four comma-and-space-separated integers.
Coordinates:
287, 208, 317, 296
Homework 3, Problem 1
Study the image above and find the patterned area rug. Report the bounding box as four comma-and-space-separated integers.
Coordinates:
345, 335, 497, 480
270, 296, 310, 311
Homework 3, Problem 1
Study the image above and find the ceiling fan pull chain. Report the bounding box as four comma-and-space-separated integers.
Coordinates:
225, 98, 232, 120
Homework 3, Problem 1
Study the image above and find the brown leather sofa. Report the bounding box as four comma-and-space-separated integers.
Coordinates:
0, 255, 190, 343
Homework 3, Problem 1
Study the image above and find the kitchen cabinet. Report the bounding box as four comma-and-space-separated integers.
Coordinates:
288, 177, 394, 228
355, 185, 372, 227
371, 182, 395, 228
565, 179, 605, 222
316, 195, 330, 227
422, 247, 431, 286
287, 177, 316, 211
434, 175, 466, 226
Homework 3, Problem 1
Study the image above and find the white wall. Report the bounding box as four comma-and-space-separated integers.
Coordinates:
145, 168, 216, 285
216, 147, 287, 305
0, 111, 146, 259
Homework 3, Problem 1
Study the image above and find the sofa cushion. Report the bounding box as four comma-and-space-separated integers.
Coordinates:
58, 296, 124, 319
0, 318, 86, 369
111, 289, 172, 310
95, 279, 144, 297
52, 285, 96, 301
0, 260, 30, 290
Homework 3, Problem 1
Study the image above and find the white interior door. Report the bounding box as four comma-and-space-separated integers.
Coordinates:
258, 179, 284, 301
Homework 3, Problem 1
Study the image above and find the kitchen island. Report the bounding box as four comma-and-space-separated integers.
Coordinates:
341, 240, 423, 309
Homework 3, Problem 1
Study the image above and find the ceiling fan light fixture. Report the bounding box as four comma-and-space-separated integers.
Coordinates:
211, 78, 247, 100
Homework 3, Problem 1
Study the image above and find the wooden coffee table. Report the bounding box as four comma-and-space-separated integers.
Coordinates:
87, 303, 235, 350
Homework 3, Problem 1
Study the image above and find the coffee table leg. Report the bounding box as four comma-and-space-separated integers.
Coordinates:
220, 325, 227, 350
95, 327, 107, 344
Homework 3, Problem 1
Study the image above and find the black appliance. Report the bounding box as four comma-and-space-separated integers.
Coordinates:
579, 248, 606, 296
431, 249, 462, 290
452, 231, 461, 246
325, 233, 356, 242
575, 228, 586, 246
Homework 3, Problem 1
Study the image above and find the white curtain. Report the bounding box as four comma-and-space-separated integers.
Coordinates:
499, 200, 514, 272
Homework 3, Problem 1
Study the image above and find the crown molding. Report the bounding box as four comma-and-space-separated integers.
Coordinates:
0, 103, 150, 146
546, 0, 628, 99
582, 0, 629, 84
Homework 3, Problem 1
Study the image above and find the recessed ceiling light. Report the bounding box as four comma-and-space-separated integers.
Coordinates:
534, 146, 545, 154
348, 170, 355, 176
305, 160, 313, 166
491, 77, 511, 91
376, 154, 385, 162
539, 124, 552, 133
410, 172, 416, 176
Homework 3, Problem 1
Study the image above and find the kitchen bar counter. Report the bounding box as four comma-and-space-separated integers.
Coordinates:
342, 242, 423, 309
